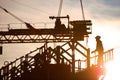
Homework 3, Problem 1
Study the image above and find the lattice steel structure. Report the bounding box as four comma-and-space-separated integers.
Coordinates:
0, 20, 92, 43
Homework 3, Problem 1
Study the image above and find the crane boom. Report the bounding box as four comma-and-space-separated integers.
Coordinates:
0, 6, 35, 29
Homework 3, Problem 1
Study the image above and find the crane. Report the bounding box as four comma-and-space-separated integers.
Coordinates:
0, 6, 35, 29
0, 1, 113, 80
0, 1, 92, 44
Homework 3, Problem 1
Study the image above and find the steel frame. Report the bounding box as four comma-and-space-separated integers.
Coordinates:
0, 29, 85, 43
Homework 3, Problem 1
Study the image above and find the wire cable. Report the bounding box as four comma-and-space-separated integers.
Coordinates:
57, 0, 63, 16
10, 0, 53, 16
79, 0, 89, 48
80, 0, 85, 20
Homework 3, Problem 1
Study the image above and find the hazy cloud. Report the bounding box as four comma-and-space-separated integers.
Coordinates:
100, 0, 120, 7
0, 0, 119, 23
84, 0, 120, 19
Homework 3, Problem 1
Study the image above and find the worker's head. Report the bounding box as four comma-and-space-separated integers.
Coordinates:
95, 35, 101, 40
55, 18, 61, 24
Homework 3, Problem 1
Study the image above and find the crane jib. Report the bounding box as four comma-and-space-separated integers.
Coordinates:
0, 5, 35, 29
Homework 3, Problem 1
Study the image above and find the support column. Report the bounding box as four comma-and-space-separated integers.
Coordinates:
56, 46, 60, 64
71, 40, 75, 74
0, 44, 2, 55
87, 48, 90, 68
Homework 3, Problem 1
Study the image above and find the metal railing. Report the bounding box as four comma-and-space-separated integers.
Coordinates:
0, 42, 114, 80
90, 49, 114, 65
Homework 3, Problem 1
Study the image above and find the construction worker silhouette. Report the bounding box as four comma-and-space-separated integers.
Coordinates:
54, 18, 66, 30
92, 36, 104, 66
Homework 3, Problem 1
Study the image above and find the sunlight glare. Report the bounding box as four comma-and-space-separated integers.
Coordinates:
104, 54, 120, 80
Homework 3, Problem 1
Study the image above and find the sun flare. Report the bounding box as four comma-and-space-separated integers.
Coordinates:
103, 53, 120, 80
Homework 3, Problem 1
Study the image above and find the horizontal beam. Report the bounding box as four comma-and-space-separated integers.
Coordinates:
0, 29, 72, 35
0, 29, 72, 43
0, 28, 91, 43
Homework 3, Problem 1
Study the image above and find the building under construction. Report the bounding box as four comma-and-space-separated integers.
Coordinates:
0, 1, 114, 80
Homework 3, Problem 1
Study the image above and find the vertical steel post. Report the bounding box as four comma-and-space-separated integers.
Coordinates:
71, 40, 75, 74
56, 46, 60, 64
0, 43, 2, 55
87, 48, 90, 68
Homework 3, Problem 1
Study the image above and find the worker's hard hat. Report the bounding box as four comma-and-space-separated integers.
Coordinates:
95, 35, 101, 39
